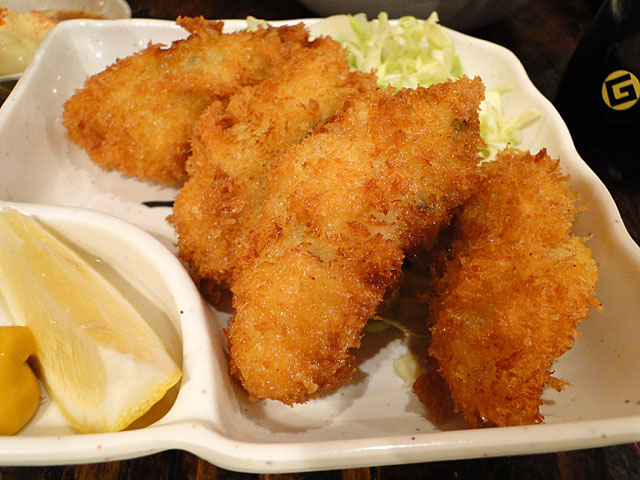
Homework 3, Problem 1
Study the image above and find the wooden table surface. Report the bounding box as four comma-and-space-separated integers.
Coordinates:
1, 0, 640, 478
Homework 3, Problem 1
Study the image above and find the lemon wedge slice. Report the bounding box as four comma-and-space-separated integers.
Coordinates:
0, 209, 181, 433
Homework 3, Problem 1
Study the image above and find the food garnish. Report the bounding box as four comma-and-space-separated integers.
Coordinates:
0, 325, 40, 435
0, 209, 181, 433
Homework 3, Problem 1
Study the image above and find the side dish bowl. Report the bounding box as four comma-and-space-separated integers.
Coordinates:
0, 0, 131, 81
1, 0, 131, 18
0, 200, 220, 464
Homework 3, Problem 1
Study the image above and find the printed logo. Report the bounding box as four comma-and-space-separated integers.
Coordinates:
601, 70, 640, 110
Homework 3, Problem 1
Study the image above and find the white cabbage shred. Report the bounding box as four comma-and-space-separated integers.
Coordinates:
309, 12, 539, 160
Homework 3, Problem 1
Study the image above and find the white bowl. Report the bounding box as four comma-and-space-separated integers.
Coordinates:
296, 0, 531, 31
0, 18, 639, 473
1, 0, 131, 18
0, 0, 131, 82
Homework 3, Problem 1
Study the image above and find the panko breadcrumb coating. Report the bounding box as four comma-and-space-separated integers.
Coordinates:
417, 148, 600, 427
63, 17, 311, 185
168, 35, 376, 291
227, 76, 486, 405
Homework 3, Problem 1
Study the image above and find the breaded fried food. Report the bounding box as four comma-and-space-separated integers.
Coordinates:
62, 17, 310, 185
168, 36, 376, 291
419, 148, 600, 427
226, 76, 486, 405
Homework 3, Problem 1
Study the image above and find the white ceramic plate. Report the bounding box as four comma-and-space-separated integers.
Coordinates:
0, 18, 640, 473
0, 0, 131, 82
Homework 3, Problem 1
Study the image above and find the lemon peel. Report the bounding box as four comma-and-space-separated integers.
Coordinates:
0, 325, 40, 435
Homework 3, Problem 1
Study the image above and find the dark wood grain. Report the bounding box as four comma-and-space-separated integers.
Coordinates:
1, 0, 639, 477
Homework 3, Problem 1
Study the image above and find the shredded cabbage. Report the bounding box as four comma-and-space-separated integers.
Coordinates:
393, 352, 423, 387
246, 16, 268, 31
310, 12, 461, 90
367, 315, 427, 338
479, 87, 540, 161
310, 12, 539, 160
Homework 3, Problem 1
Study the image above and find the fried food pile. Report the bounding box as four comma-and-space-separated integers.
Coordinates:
63, 18, 600, 426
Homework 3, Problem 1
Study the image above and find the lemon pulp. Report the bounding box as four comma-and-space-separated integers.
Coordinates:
0, 209, 181, 433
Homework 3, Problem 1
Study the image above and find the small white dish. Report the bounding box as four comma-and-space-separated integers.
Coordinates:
0, 0, 131, 82
0, 18, 639, 473
0, 200, 220, 466
0, 0, 131, 18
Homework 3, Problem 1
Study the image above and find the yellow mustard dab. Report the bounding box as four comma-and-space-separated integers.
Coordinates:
0, 325, 40, 435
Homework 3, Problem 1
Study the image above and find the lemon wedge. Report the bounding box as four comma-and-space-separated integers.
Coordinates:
0, 209, 181, 433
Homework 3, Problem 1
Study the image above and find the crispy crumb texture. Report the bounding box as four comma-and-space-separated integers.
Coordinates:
419, 148, 600, 427
63, 17, 311, 185
169, 35, 376, 290
227, 77, 486, 405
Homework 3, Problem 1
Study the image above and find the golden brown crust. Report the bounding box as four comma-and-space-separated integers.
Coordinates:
62, 18, 311, 185
226, 76, 486, 405
168, 36, 376, 289
412, 356, 455, 424
424, 148, 600, 427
